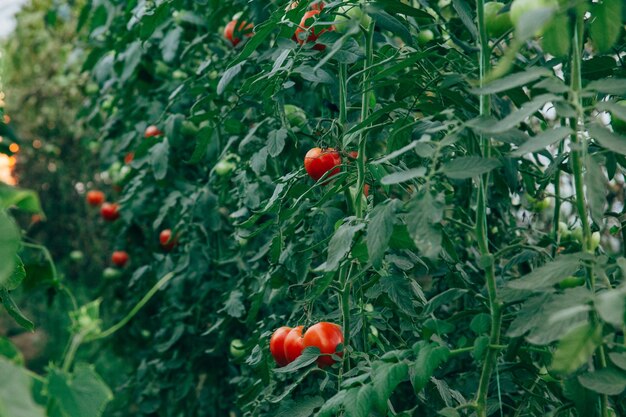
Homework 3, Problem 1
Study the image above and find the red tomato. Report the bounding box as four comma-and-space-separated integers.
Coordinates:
303, 322, 343, 367
111, 251, 129, 267
283, 326, 305, 364
269, 326, 292, 367
363, 183, 370, 197
224, 19, 254, 46
304, 147, 341, 182
294, 10, 332, 51
86, 190, 105, 207
159, 229, 178, 251
124, 152, 134, 164
100, 202, 120, 221
145, 125, 163, 138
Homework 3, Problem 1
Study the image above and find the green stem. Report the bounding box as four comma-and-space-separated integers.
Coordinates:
87, 272, 175, 341
354, 20, 375, 219
62, 331, 86, 372
569, 14, 608, 417
474, 2, 502, 416
552, 142, 564, 257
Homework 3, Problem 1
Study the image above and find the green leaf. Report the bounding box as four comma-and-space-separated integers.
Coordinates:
585, 155, 606, 227
275, 396, 324, 417
507, 288, 591, 345
551, 322, 603, 375
411, 342, 450, 393
542, 14, 571, 57
510, 126, 572, 156
221, 290, 245, 318
319, 222, 365, 272
0, 289, 34, 332
371, 361, 409, 413
150, 140, 170, 181
0, 337, 23, 365
609, 352, 626, 371
366, 200, 398, 268
379, 275, 422, 317
47, 364, 113, 417
590, 124, 626, 156
578, 367, 626, 396
218, 62, 244, 95
0, 358, 45, 417
405, 191, 443, 258
472, 94, 558, 134
452, 0, 478, 40
267, 128, 287, 158
563, 377, 599, 417
586, 79, 626, 96
471, 67, 551, 94
274, 347, 320, 373
160, 26, 182, 63
515, 6, 556, 41
508, 254, 582, 290
590, 0, 623, 53
0, 184, 43, 214
380, 167, 426, 185
441, 157, 500, 179
367, 9, 413, 47
595, 288, 626, 327
3, 256, 25, 291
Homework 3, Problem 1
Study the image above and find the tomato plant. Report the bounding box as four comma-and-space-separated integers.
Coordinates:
3, 0, 626, 417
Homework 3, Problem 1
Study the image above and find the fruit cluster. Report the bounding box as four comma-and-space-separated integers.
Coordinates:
270, 322, 344, 368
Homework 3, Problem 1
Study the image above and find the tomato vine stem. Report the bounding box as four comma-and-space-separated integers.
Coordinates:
473, 1, 502, 416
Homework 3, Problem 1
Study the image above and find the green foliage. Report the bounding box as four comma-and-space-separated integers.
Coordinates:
1, 0, 626, 416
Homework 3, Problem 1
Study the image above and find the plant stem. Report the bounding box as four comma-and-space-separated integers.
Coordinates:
354, 20, 375, 219
569, 13, 609, 417
88, 272, 175, 341
474, 2, 503, 416
552, 141, 564, 258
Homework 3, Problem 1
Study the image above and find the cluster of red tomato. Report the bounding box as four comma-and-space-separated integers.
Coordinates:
85, 125, 179, 270
224, 1, 329, 50
270, 322, 344, 367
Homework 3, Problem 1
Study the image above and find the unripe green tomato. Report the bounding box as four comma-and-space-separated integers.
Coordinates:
181, 121, 199, 136
510, 0, 558, 29
141, 329, 152, 338
484, 2, 512, 38
364, 303, 374, 313
173, 70, 188, 80
88, 141, 100, 154
155, 61, 170, 78
590, 231, 600, 251
558, 221, 570, 237
334, 3, 372, 34
284, 104, 307, 128
369, 325, 379, 338
101, 98, 114, 111
69, 250, 84, 262
119, 165, 131, 182
103, 267, 122, 280
230, 339, 245, 358
611, 100, 626, 134
571, 227, 583, 243
85, 82, 99, 95
417, 29, 435, 45
558, 276, 585, 289
173, 10, 182, 25
214, 160, 237, 176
